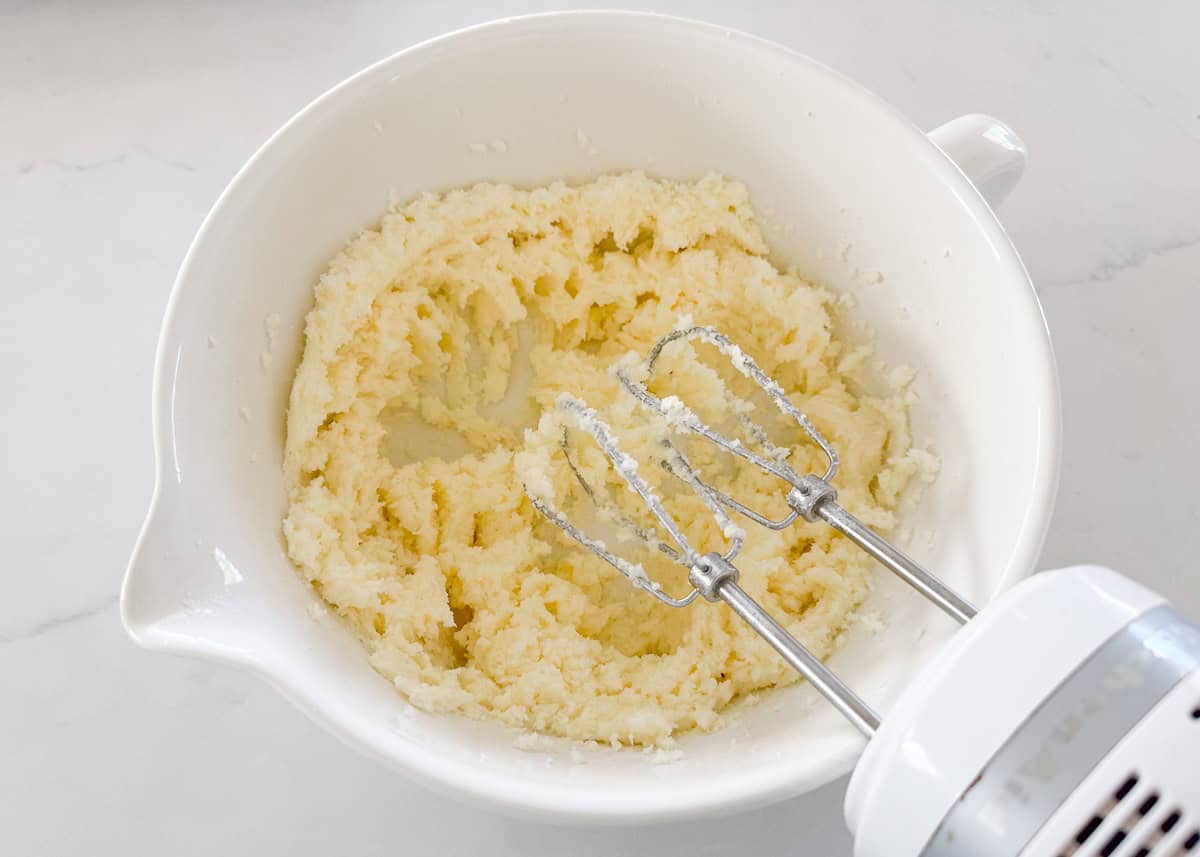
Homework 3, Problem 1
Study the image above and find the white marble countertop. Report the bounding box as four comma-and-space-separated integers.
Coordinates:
3, 1, 1198, 854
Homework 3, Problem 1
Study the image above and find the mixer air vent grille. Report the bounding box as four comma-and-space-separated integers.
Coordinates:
1055, 760, 1199, 857
1060, 775, 1139, 856
1097, 787, 1160, 855
1129, 700, 1199, 856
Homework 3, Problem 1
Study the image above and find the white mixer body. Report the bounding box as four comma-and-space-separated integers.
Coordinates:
845, 566, 1200, 857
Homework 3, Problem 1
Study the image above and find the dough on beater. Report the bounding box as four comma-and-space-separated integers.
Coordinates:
283, 172, 926, 745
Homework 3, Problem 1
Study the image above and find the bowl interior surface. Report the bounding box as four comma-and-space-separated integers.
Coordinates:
125, 13, 1057, 822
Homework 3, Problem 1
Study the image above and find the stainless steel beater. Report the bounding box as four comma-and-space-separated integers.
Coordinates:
525, 325, 976, 737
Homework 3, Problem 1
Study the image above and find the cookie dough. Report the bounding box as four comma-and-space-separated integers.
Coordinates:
283, 172, 929, 745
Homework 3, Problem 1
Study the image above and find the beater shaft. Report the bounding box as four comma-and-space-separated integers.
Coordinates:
816, 502, 976, 625
688, 552, 881, 735
721, 580, 881, 735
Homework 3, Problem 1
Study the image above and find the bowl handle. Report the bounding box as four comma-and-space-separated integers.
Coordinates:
927, 114, 1027, 209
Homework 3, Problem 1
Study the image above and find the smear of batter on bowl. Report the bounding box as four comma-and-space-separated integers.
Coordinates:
283, 171, 931, 746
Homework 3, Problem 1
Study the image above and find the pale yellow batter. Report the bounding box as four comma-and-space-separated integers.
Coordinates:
283, 172, 929, 745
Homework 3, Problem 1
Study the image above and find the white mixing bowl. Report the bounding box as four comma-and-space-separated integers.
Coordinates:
122, 12, 1058, 824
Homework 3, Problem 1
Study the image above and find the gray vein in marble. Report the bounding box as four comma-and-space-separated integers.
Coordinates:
133, 145, 198, 173
0, 595, 118, 644
1090, 51, 1200, 144
15, 145, 197, 176
1041, 233, 1200, 289
17, 154, 129, 175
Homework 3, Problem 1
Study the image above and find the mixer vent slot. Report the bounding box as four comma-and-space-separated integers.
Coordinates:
1096, 787, 1159, 856
1058, 774, 1139, 856
1145, 829, 1199, 856
1119, 802, 1197, 857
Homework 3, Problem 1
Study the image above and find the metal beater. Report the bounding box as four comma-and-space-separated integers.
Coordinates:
525, 324, 976, 737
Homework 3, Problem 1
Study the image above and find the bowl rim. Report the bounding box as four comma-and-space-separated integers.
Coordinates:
122, 9, 1061, 823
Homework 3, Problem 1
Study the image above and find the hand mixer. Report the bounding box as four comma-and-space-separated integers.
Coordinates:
526, 325, 1200, 857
